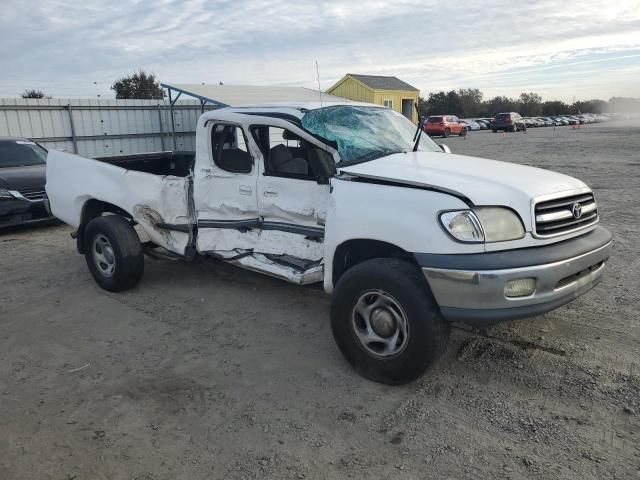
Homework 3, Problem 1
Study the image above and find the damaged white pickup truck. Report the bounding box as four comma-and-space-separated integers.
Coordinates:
46, 102, 612, 384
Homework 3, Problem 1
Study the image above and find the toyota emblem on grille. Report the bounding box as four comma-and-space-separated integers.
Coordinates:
572, 202, 583, 219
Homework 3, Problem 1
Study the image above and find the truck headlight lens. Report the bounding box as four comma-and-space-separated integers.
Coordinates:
440, 211, 484, 242
475, 208, 525, 242
0, 188, 15, 199
440, 208, 525, 243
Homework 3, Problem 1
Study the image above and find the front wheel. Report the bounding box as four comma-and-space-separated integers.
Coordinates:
442, 128, 450, 138
84, 215, 144, 292
459, 127, 467, 136
331, 258, 449, 385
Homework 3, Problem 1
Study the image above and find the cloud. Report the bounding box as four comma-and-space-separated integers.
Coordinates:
0, 0, 638, 100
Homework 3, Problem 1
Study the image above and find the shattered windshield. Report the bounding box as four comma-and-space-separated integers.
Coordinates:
301, 105, 441, 165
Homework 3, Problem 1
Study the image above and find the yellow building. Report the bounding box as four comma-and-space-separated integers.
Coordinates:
327, 74, 420, 123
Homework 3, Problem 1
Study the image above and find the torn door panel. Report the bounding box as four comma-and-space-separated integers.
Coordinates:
198, 229, 323, 261
229, 253, 323, 285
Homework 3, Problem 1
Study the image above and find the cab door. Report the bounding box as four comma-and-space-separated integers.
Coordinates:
250, 124, 333, 263
194, 122, 260, 255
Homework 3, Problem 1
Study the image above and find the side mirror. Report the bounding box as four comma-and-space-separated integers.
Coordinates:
440, 144, 452, 154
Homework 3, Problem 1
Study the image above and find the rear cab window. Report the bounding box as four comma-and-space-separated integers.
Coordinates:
210, 124, 253, 174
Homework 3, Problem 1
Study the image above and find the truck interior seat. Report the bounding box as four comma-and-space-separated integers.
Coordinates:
268, 144, 308, 175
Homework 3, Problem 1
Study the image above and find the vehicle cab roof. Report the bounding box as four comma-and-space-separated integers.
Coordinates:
199, 100, 382, 122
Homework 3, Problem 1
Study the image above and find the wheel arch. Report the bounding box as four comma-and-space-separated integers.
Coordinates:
76, 198, 133, 254
331, 238, 417, 289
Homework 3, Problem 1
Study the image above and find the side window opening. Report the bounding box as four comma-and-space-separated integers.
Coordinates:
211, 124, 252, 174
250, 126, 333, 180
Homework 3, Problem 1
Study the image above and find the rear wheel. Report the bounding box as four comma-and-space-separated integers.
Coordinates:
84, 215, 144, 292
442, 128, 450, 138
331, 258, 449, 385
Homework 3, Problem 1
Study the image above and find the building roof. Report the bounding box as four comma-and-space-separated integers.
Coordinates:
160, 83, 348, 107
348, 74, 419, 92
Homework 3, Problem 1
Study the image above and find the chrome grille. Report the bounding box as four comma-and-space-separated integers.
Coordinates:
19, 189, 47, 201
534, 192, 598, 237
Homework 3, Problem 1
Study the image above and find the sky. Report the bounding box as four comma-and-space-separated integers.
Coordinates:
0, 0, 639, 102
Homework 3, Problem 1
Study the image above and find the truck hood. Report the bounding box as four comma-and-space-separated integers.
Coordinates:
338, 151, 588, 230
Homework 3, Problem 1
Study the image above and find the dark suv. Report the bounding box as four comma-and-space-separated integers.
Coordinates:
492, 112, 525, 132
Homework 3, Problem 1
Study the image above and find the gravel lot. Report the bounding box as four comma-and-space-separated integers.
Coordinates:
1, 122, 639, 479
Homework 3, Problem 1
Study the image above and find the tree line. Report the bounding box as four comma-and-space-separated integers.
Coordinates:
19, 72, 639, 117
417, 88, 640, 118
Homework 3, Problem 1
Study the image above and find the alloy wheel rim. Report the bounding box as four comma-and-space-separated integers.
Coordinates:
351, 290, 409, 358
92, 234, 115, 277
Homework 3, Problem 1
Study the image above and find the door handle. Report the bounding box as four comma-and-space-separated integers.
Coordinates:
263, 190, 278, 197
200, 168, 212, 173
239, 185, 252, 195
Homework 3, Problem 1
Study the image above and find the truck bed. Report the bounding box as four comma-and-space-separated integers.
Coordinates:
46, 150, 192, 255
94, 151, 195, 177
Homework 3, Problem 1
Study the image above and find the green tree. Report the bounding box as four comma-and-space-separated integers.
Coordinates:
417, 96, 429, 118
111, 70, 164, 99
457, 88, 483, 117
484, 96, 518, 116
424, 90, 464, 116
571, 99, 607, 115
425, 91, 449, 115
21, 89, 51, 99
518, 92, 543, 116
541, 100, 570, 116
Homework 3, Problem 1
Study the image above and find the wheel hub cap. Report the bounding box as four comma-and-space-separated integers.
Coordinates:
351, 290, 409, 358
370, 308, 396, 338
92, 234, 115, 277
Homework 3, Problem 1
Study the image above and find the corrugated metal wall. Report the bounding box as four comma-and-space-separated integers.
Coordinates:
0, 98, 216, 157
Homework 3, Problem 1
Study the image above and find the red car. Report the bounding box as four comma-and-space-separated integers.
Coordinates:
424, 115, 467, 137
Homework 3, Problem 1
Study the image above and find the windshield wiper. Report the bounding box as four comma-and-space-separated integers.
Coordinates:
412, 103, 423, 152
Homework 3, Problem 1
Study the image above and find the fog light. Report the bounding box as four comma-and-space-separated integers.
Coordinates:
504, 278, 536, 298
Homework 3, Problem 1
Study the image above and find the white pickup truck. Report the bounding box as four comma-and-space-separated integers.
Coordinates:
46, 102, 612, 384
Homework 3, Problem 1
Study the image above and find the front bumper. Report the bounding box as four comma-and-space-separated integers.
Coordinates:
0, 195, 53, 229
417, 227, 612, 325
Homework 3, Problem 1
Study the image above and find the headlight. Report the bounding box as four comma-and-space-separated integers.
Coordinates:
0, 188, 15, 199
439, 210, 484, 242
440, 208, 524, 243
475, 207, 525, 242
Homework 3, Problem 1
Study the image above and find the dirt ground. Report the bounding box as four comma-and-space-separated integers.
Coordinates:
1, 122, 639, 480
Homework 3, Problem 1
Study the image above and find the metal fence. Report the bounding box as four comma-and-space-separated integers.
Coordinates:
0, 98, 217, 157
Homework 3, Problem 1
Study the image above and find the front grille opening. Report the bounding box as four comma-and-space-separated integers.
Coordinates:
535, 192, 598, 237
19, 189, 46, 201
555, 261, 604, 289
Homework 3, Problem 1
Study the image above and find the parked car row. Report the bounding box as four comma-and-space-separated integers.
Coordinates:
458, 112, 613, 133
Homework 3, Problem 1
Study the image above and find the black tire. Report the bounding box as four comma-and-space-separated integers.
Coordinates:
442, 128, 450, 138
330, 258, 449, 385
459, 127, 467, 137
84, 215, 144, 292
492, 129, 497, 133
